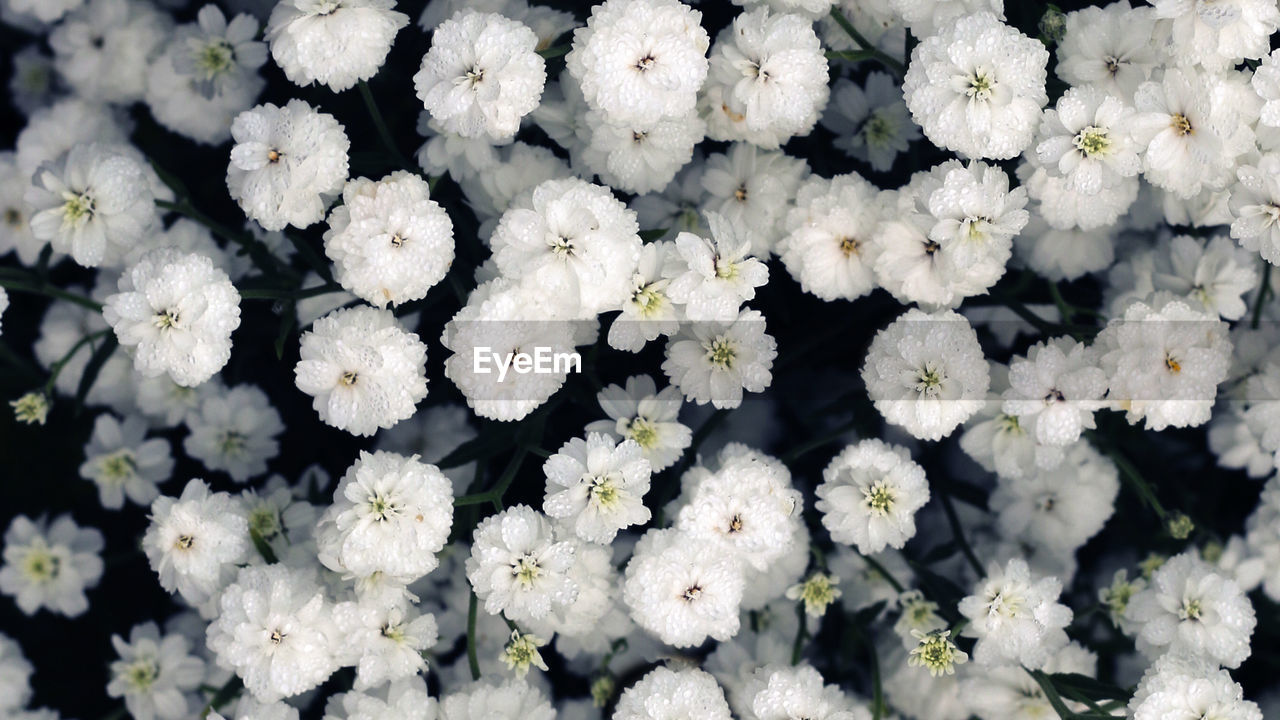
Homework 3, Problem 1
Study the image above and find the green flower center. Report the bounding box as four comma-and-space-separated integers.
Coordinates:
1073, 126, 1111, 157
864, 482, 896, 515
708, 338, 736, 369
196, 41, 234, 76
627, 417, 658, 449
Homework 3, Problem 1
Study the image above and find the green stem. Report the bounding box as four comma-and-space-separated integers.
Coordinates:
467, 592, 482, 680
44, 329, 110, 395
937, 486, 985, 577
155, 200, 292, 280
789, 602, 808, 665
238, 282, 345, 301
0, 274, 102, 312
1253, 261, 1272, 329
1090, 433, 1168, 521
781, 416, 858, 464
359, 80, 414, 171
828, 8, 907, 76
857, 550, 906, 594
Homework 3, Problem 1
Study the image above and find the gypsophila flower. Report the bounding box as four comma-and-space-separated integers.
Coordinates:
317, 450, 453, 585
266, 0, 409, 92
106, 622, 205, 720
183, 385, 283, 483
666, 212, 768, 321
1125, 551, 1256, 668
10, 393, 49, 426
623, 528, 745, 647
893, 590, 945, 648
466, 505, 577, 623
902, 12, 1048, 160
816, 439, 929, 555
1001, 336, 1107, 448
78, 413, 173, 510
0, 514, 103, 618
414, 10, 545, 141
908, 629, 968, 677
440, 678, 555, 720
1230, 154, 1280, 265
325, 676, 437, 720
500, 630, 548, 678
784, 573, 841, 618
578, 108, 707, 195
48, 0, 169, 104
1149, 0, 1280, 71
890, 0, 1003, 37
862, 308, 990, 441
821, 73, 919, 173
172, 5, 267, 98
699, 143, 806, 257
206, 564, 340, 703
585, 375, 693, 471
542, 433, 652, 544
227, 100, 350, 231
26, 142, 159, 268
779, 173, 884, 302
743, 664, 863, 720
324, 171, 455, 308
1055, 2, 1159, 100
615, 666, 732, 720
566, 0, 711, 126
103, 247, 241, 387
294, 306, 428, 437
608, 241, 683, 352
958, 558, 1072, 669
706, 7, 829, 144
1034, 85, 1141, 196
332, 597, 438, 690
1129, 651, 1263, 720
0, 633, 32, 714
1099, 568, 1145, 632
663, 307, 776, 409
142, 479, 249, 608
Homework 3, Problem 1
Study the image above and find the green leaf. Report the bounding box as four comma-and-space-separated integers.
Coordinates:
639, 228, 669, 242
249, 528, 278, 564
1048, 673, 1132, 701
73, 335, 117, 416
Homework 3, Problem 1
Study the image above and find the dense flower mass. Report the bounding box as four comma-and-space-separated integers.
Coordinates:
5, 0, 1280, 719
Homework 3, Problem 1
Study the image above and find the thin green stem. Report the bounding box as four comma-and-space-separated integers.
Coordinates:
1091, 433, 1168, 521
1253, 261, 1272, 329
857, 550, 906, 594
467, 592, 481, 680
789, 602, 808, 665
44, 329, 110, 395
828, 8, 906, 76
0, 274, 102, 312
781, 416, 858, 464
156, 200, 292, 280
937, 486, 985, 577
359, 80, 414, 171
238, 282, 345, 301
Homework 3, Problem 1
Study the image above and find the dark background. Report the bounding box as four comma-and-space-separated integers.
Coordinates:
0, 0, 1276, 717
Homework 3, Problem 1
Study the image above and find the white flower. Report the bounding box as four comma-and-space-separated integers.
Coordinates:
615, 667, 732, 720
820, 73, 920, 173
1254, 48, 1280, 127
183, 385, 283, 483
491, 177, 641, 317
499, 629, 547, 678
0, 514, 103, 617
815, 439, 929, 555
862, 308, 990, 441
1125, 552, 1256, 669
206, 564, 340, 703
1229, 154, 1280, 264
266, 0, 408, 92
902, 12, 1048, 160
26, 142, 158, 268
585, 374, 692, 471
441, 278, 580, 422
325, 676, 438, 720
316, 450, 453, 584
923, 160, 1027, 292
1001, 336, 1107, 447
1055, 2, 1159, 101
0, 152, 43, 265
989, 442, 1118, 557
1149, 0, 1280, 71
439, 678, 555, 720
227, 100, 350, 231
542, 433, 652, 544
676, 450, 803, 571
566, 0, 711, 126
662, 307, 777, 409
332, 598, 438, 690
578, 108, 707, 195
294, 306, 429, 436
324, 171, 455, 308
142, 478, 249, 610
706, 7, 829, 143
1097, 295, 1232, 431
1129, 652, 1262, 720
5, 0, 81, 23
744, 664, 865, 720
1130, 68, 1245, 199
171, 4, 267, 98
48, 0, 169, 104
79, 413, 174, 510
414, 10, 545, 141
1034, 85, 1141, 196
889, 0, 1003, 37
1150, 235, 1257, 321
666, 212, 769, 321
957, 558, 1072, 669
466, 505, 577, 623
1012, 214, 1116, 279
623, 528, 745, 647
103, 248, 241, 387
773, 170, 885, 299
608, 241, 684, 352
0, 633, 32, 714
699, 143, 806, 256
106, 622, 205, 720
